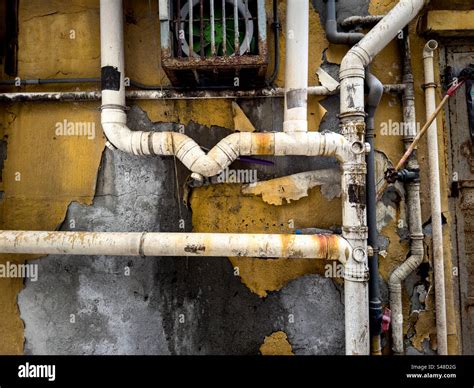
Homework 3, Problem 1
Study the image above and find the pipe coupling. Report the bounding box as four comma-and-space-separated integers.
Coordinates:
423, 40, 438, 59
340, 47, 371, 80
340, 121, 366, 139
344, 261, 369, 282
410, 233, 424, 241
389, 281, 402, 293
342, 162, 367, 175
342, 226, 368, 241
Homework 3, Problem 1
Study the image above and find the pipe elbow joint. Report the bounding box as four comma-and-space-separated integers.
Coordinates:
339, 48, 369, 80
101, 107, 136, 154
389, 268, 404, 289
101, 121, 134, 154
334, 134, 354, 162
338, 239, 352, 266
189, 156, 224, 178
366, 71, 384, 105
326, 20, 364, 45
423, 40, 438, 59
170, 134, 225, 177
389, 252, 424, 289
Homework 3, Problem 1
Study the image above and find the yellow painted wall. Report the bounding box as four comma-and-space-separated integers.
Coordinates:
0, 0, 461, 354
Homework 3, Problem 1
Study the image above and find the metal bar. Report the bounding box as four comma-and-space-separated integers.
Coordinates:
0, 78, 405, 95
210, 0, 216, 55
222, 0, 226, 55
188, 0, 193, 55
234, 0, 239, 54
0, 84, 407, 102
243, 0, 249, 53
177, 0, 182, 57
0, 78, 100, 85
200, 0, 204, 58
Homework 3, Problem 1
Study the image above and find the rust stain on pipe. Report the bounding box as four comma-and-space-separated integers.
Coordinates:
251, 133, 275, 155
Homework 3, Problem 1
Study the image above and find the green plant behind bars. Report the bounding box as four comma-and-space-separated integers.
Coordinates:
187, 4, 256, 57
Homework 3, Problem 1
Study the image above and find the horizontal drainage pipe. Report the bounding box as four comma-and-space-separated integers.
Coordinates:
101, 121, 352, 177
0, 231, 351, 263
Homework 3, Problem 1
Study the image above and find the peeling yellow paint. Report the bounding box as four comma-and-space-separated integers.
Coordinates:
326, 44, 347, 66
191, 184, 341, 297
232, 102, 256, 132
412, 311, 437, 352
0, 104, 104, 353
242, 170, 340, 206
260, 331, 294, 355
0, 0, 105, 353
368, 0, 395, 14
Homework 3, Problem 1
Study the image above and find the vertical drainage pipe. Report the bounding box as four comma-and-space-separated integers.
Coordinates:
423, 39, 448, 355
283, 0, 309, 132
365, 68, 384, 355
389, 31, 424, 354
324, 0, 383, 355
339, 0, 428, 355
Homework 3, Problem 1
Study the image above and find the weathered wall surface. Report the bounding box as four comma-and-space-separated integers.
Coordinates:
0, 0, 460, 354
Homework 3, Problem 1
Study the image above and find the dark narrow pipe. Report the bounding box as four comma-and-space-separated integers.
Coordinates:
365, 68, 384, 355
0, 78, 248, 91
267, 0, 280, 86
324, 0, 364, 45
0, 78, 100, 85
323, 0, 383, 355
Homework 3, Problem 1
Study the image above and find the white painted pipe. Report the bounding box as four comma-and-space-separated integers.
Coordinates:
423, 40, 448, 355
100, 0, 349, 178
341, 0, 428, 72
103, 124, 351, 177
339, 0, 428, 356
389, 183, 424, 354
0, 231, 352, 263
339, 0, 428, 119
389, 38, 425, 355
100, 0, 125, 108
283, 0, 309, 132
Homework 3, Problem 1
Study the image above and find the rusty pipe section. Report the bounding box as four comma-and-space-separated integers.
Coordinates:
0, 231, 352, 263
